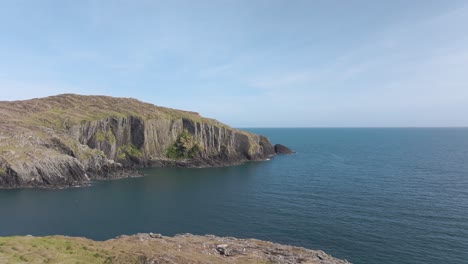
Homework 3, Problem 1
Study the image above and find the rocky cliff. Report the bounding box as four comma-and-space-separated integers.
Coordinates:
0, 94, 276, 188
0, 233, 350, 264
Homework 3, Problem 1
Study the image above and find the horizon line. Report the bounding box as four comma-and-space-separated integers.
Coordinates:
237, 126, 468, 129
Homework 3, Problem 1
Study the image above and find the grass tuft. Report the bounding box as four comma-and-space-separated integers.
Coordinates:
166, 130, 202, 160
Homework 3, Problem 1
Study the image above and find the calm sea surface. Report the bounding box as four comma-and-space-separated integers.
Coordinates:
1, 128, 467, 264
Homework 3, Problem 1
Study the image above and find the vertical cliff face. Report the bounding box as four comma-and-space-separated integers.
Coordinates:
69, 116, 275, 167
0, 94, 276, 188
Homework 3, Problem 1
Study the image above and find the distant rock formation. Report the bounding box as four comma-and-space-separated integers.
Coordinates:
274, 144, 295, 154
0, 233, 350, 263
0, 94, 279, 188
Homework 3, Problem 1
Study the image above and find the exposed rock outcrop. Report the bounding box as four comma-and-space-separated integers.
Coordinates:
0, 233, 350, 263
0, 94, 275, 188
274, 144, 295, 154
0, 94, 277, 188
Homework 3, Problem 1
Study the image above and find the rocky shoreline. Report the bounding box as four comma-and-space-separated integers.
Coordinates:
0, 94, 295, 189
0, 233, 349, 264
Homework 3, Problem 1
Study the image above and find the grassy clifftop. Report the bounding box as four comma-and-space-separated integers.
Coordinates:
0, 234, 348, 264
0, 94, 224, 130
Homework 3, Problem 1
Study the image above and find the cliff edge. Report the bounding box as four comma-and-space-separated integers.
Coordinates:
0, 94, 276, 188
0, 233, 350, 264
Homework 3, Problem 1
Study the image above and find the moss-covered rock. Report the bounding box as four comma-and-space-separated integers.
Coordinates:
95, 129, 116, 144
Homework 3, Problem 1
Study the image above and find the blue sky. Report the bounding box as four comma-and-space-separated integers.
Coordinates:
1, 0, 467, 127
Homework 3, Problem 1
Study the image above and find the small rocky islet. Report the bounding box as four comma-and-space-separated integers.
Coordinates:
274, 144, 296, 154
0, 94, 349, 263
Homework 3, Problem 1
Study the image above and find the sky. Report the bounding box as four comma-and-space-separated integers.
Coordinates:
0, 0, 467, 127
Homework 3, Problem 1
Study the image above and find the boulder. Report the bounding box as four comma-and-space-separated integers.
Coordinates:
274, 144, 295, 154
149, 233, 162, 239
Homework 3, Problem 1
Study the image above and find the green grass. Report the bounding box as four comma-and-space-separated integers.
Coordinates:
0, 234, 305, 264
166, 130, 202, 160
0, 236, 114, 264
117, 144, 143, 161
95, 130, 106, 142
13, 94, 229, 129
95, 129, 116, 144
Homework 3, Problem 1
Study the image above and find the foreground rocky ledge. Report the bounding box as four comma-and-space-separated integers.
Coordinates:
0, 233, 349, 264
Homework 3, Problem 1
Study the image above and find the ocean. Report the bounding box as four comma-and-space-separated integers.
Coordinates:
0, 128, 467, 263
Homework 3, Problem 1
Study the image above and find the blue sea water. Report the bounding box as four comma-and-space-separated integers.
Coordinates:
0, 128, 467, 263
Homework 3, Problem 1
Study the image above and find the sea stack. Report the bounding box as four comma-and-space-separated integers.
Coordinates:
274, 144, 295, 154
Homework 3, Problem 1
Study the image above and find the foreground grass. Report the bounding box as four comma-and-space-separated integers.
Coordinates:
0, 236, 114, 264
0, 234, 348, 264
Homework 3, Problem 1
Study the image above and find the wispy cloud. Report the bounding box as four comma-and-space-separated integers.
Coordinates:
248, 3, 468, 93
1, 1, 467, 126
